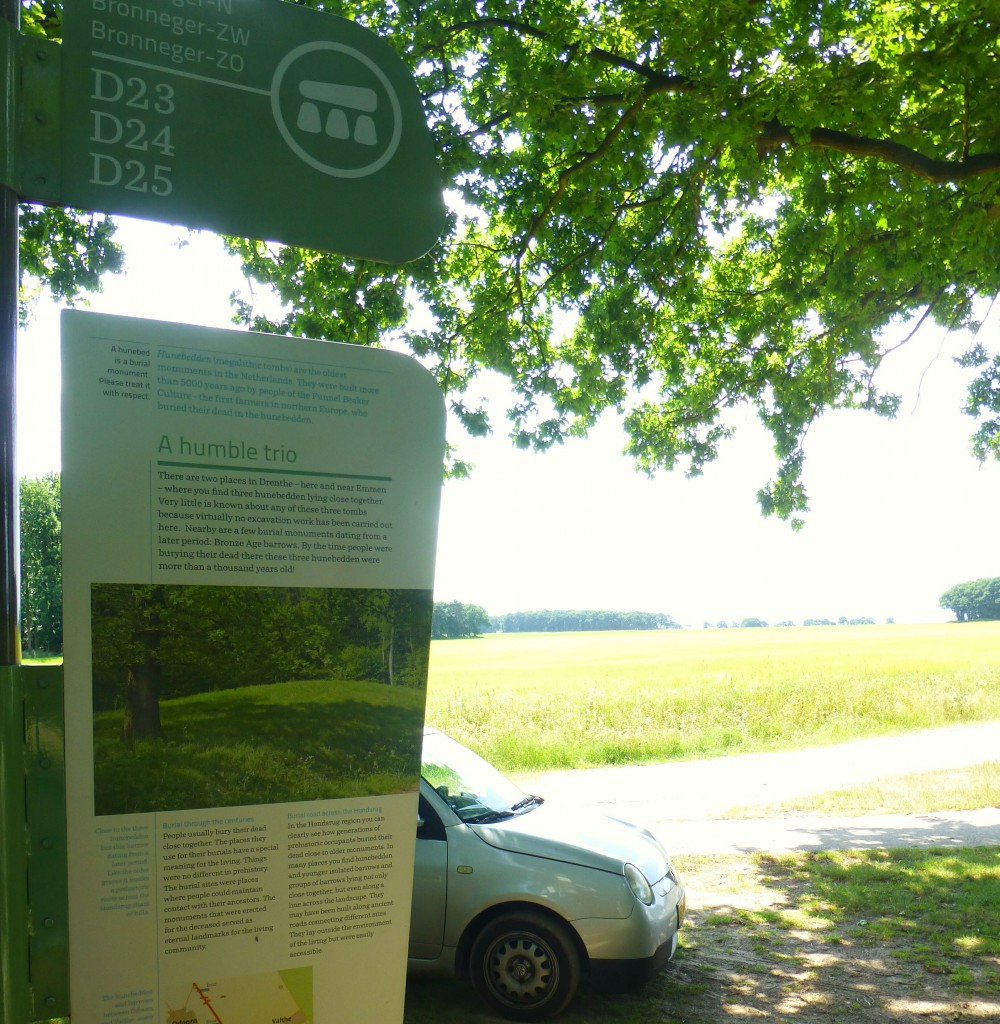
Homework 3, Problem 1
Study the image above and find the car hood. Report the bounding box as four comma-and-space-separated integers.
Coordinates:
469, 803, 670, 883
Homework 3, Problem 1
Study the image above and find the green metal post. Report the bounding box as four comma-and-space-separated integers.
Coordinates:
1, 0, 20, 669
1, 667, 30, 1024
1, 1, 26, 1022
23, 665, 69, 1020
1, 666, 67, 1024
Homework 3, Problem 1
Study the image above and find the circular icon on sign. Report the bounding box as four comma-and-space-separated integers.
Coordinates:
271, 41, 402, 179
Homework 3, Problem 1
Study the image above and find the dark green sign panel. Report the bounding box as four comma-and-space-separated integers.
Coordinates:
60, 0, 445, 261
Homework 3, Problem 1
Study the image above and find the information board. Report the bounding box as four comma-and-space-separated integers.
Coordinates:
61, 311, 445, 1024
60, 0, 445, 260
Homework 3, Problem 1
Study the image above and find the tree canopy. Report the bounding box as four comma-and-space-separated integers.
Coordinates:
20, 1, 1000, 521
432, 599, 492, 638
939, 577, 1000, 621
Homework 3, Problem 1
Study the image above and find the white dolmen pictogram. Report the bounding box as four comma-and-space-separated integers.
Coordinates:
296, 81, 380, 146
272, 41, 403, 179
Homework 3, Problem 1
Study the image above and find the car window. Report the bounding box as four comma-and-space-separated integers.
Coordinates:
421, 731, 540, 824
417, 793, 446, 841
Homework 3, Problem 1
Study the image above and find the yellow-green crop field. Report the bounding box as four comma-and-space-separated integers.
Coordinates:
425, 622, 1000, 773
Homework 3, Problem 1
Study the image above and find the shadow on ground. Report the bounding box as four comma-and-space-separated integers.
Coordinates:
404, 849, 1000, 1024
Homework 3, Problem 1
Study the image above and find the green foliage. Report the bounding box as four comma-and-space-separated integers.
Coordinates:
19, 472, 61, 653
19, 1, 61, 41
431, 599, 491, 638
18, 207, 123, 325
224, 0, 1000, 521
961, 344, 1000, 459
91, 583, 433, 739
940, 576, 1000, 621
336, 643, 386, 680
24, 3, 1000, 518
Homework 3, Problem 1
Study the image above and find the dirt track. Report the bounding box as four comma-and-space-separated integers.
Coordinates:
516, 720, 1000, 854
521, 721, 1000, 1022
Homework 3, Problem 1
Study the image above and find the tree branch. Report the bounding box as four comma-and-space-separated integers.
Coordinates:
446, 19, 695, 92
445, 20, 998, 185
757, 120, 1000, 183
587, 47, 696, 92
515, 94, 649, 260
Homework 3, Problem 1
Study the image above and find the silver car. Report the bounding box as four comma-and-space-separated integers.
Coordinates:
408, 728, 686, 1020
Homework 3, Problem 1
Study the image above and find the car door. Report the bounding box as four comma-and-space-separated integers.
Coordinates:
408, 785, 449, 959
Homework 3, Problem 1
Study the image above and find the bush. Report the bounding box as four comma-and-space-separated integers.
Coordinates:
335, 644, 385, 680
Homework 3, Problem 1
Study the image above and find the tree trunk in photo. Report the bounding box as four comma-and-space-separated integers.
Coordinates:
386, 622, 395, 686
120, 589, 167, 741
121, 659, 164, 740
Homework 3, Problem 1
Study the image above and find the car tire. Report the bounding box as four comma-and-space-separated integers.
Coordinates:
469, 910, 582, 1021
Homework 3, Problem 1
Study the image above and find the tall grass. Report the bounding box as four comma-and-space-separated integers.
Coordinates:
425, 623, 1000, 772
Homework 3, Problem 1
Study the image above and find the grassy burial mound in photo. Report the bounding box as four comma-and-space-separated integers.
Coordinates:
427, 622, 1000, 773
90, 582, 433, 815
93, 676, 426, 815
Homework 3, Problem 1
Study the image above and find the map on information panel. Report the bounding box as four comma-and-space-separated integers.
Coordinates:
164, 968, 311, 1024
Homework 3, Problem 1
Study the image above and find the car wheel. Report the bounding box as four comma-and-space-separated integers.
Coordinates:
470, 910, 581, 1021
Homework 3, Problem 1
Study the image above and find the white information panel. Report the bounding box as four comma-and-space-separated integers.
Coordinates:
61, 310, 445, 1024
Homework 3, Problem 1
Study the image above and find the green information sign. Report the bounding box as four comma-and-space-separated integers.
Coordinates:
58, 0, 445, 261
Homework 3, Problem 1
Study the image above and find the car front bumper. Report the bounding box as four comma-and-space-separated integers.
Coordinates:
590, 925, 679, 991
575, 879, 686, 990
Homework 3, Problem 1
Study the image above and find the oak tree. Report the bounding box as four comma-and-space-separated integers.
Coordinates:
21, 1, 1000, 520
939, 577, 1000, 621
230, 0, 1000, 523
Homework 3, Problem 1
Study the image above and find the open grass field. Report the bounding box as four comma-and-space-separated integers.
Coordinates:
425, 622, 1000, 773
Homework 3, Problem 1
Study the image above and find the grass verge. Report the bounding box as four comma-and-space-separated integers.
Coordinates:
724, 762, 1000, 818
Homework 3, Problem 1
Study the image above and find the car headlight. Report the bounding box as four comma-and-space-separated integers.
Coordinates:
624, 863, 654, 906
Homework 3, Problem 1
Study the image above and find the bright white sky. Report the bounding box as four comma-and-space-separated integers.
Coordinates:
18, 218, 1000, 626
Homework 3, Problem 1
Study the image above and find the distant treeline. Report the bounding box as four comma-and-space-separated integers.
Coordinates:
492, 610, 680, 633
802, 617, 877, 626
712, 617, 879, 628
432, 603, 680, 637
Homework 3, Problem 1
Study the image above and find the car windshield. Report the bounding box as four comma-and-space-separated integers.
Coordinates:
421, 730, 541, 824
